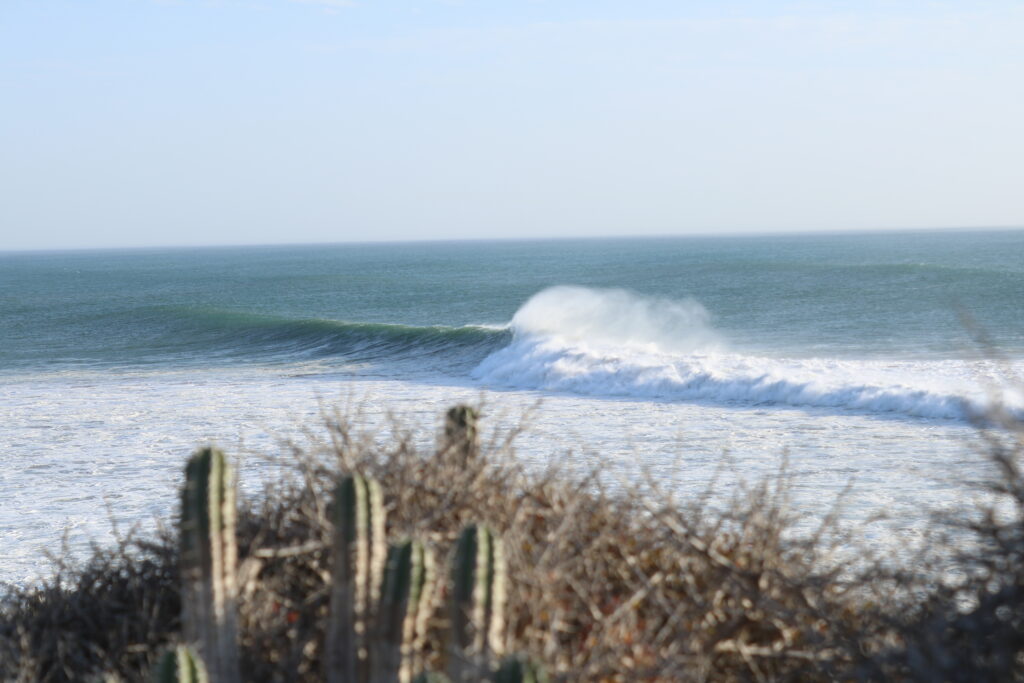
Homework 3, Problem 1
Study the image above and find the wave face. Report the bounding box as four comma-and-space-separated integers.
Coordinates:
473, 287, 1024, 420
18, 306, 512, 372
161, 309, 510, 364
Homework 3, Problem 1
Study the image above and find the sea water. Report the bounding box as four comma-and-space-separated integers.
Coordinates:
2, 231, 1023, 584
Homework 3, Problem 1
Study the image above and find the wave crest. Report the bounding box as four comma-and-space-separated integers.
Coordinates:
511, 286, 721, 354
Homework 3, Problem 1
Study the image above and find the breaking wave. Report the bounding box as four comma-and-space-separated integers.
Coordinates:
472, 287, 1024, 420
83, 289, 1024, 420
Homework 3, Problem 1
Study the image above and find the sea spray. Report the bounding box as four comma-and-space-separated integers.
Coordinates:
509, 285, 721, 354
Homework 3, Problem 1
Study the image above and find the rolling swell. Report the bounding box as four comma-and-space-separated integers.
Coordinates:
119, 306, 511, 368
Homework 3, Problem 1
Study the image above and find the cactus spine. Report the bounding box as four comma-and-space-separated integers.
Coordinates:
327, 474, 387, 683
153, 645, 209, 683
373, 540, 437, 683
180, 447, 240, 683
447, 525, 507, 681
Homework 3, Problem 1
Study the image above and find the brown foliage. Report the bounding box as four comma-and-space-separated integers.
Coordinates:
1, 403, 1022, 681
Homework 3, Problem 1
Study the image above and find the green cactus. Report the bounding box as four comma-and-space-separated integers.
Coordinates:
442, 405, 480, 466
447, 524, 507, 681
326, 474, 387, 683
373, 540, 438, 683
493, 655, 549, 683
180, 447, 240, 683
152, 645, 209, 683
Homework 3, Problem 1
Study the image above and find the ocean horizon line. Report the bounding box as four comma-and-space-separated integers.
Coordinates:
3, 224, 1024, 255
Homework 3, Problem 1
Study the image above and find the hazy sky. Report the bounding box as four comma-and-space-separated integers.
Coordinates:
2, 1, 1022, 250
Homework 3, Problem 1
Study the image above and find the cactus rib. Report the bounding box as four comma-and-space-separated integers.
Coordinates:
180, 447, 240, 683
326, 474, 387, 683
153, 645, 209, 683
373, 539, 437, 683
447, 524, 507, 681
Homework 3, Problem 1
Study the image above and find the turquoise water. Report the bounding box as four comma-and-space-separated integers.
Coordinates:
1, 230, 1023, 582
3, 230, 1023, 374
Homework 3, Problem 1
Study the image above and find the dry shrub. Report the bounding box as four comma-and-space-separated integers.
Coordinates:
1, 402, 1023, 682
864, 408, 1024, 681
0, 530, 179, 681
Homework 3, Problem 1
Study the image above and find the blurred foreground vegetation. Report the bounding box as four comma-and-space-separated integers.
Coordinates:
1, 403, 1022, 682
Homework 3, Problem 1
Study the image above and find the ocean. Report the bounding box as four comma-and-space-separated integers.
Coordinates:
2, 230, 1023, 584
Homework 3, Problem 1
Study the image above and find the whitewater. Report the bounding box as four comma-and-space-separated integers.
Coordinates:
473, 286, 1024, 421
2, 232, 1023, 584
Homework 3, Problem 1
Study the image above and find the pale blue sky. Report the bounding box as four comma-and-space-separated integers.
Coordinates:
2, 0, 1022, 250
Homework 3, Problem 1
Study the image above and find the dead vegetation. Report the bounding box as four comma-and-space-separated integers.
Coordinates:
1, 402, 1022, 681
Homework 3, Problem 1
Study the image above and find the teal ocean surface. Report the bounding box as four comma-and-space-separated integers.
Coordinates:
2, 230, 1023, 583
4, 230, 1024, 370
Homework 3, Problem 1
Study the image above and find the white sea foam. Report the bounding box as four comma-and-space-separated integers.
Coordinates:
473, 287, 1024, 420
0, 363, 990, 584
